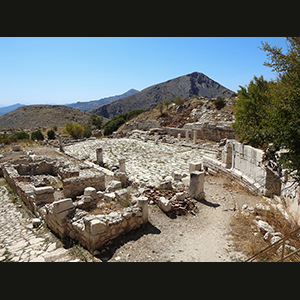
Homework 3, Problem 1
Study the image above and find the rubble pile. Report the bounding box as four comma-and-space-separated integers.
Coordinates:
138, 185, 198, 216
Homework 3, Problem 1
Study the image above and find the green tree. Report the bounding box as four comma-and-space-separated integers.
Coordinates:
260, 37, 300, 182
163, 99, 172, 109
65, 123, 84, 139
31, 130, 44, 141
232, 75, 273, 148
89, 114, 103, 129
156, 103, 163, 115
47, 129, 56, 140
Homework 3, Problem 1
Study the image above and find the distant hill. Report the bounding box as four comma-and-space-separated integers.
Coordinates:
0, 105, 99, 131
0, 103, 25, 116
66, 89, 139, 111
90, 72, 234, 119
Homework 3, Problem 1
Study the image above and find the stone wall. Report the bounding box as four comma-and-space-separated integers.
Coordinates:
45, 197, 148, 251
123, 119, 236, 142
203, 139, 281, 197
0, 154, 149, 252
62, 171, 105, 198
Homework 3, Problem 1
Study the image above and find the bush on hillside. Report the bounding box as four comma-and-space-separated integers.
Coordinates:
31, 130, 44, 141
47, 129, 56, 140
65, 123, 85, 139
11, 131, 30, 141
103, 109, 145, 136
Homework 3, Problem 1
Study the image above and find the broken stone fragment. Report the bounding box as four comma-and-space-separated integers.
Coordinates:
32, 218, 42, 228
158, 196, 172, 212
84, 187, 97, 199
106, 180, 122, 192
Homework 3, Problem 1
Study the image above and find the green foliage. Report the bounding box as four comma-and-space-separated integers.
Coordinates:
260, 37, 300, 182
52, 125, 58, 131
214, 97, 226, 110
0, 134, 11, 144
156, 103, 163, 115
103, 109, 145, 136
83, 126, 92, 138
172, 95, 185, 105
31, 130, 44, 141
47, 129, 56, 140
163, 99, 172, 109
89, 114, 103, 129
12, 131, 30, 141
232, 75, 273, 148
233, 37, 300, 183
65, 123, 85, 139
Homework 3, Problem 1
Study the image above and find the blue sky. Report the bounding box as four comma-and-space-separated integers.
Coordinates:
0, 37, 287, 106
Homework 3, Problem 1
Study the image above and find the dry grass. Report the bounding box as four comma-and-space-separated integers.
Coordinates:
230, 198, 300, 262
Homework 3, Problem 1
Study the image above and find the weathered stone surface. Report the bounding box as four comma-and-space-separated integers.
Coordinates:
189, 171, 205, 200
106, 180, 122, 192
52, 198, 73, 214
158, 196, 172, 212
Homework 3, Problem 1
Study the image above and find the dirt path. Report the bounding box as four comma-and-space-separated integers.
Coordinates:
94, 175, 263, 262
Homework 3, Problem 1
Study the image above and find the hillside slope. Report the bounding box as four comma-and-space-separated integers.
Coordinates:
91, 72, 234, 119
66, 89, 139, 111
0, 105, 94, 131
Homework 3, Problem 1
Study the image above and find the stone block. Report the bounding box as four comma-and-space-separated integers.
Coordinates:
158, 196, 172, 212
106, 180, 122, 192
104, 192, 116, 201
189, 162, 202, 173
84, 187, 97, 199
176, 192, 185, 201
89, 219, 107, 235
34, 186, 54, 195
159, 180, 172, 190
189, 171, 205, 200
52, 198, 73, 214
12, 145, 21, 151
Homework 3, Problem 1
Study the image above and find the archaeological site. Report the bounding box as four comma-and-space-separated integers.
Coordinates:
1, 96, 300, 262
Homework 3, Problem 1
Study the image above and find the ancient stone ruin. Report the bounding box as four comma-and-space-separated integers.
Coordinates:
0, 143, 206, 253
0, 152, 149, 252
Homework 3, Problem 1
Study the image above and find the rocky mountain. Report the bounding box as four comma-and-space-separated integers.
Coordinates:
66, 89, 139, 111
90, 72, 234, 119
0, 103, 26, 116
0, 105, 95, 131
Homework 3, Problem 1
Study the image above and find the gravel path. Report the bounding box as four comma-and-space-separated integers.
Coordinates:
94, 176, 262, 262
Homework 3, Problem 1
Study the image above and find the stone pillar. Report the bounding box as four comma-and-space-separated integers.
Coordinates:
96, 148, 103, 165
136, 196, 148, 223
119, 157, 126, 172
186, 130, 189, 142
58, 135, 64, 152
189, 162, 203, 173
193, 130, 197, 144
189, 171, 205, 200
177, 133, 181, 141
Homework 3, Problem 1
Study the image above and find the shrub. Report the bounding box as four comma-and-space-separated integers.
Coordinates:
0, 134, 11, 144
103, 109, 145, 136
47, 129, 56, 140
214, 97, 226, 110
31, 130, 44, 141
65, 123, 84, 139
12, 131, 30, 141
83, 126, 92, 138
89, 114, 103, 129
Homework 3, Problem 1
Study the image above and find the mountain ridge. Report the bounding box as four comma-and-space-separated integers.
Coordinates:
66, 89, 139, 111
90, 72, 234, 119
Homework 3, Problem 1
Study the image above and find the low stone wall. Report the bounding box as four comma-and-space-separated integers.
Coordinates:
62, 171, 105, 198
45, 196, 148, 251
